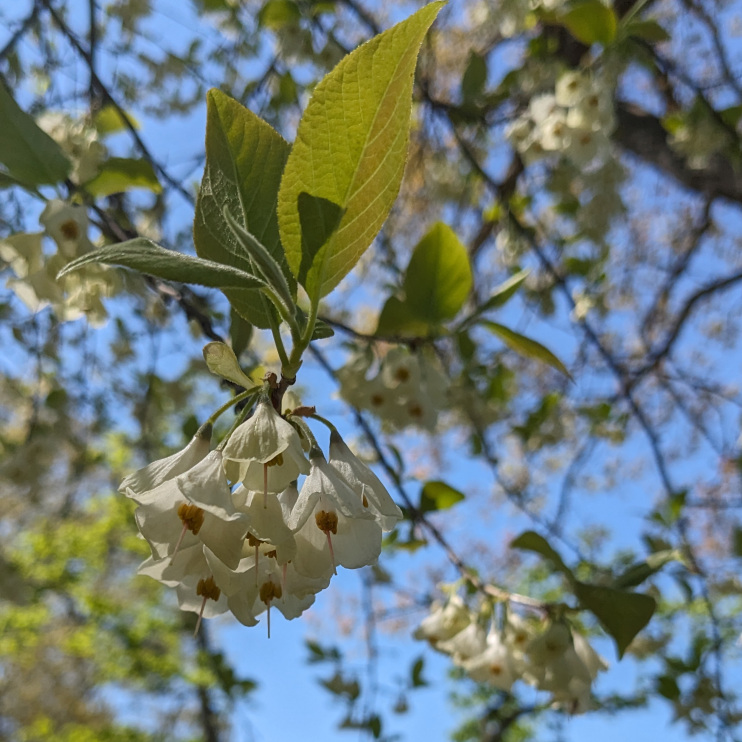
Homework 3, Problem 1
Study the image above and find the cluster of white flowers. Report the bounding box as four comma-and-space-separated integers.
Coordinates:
337, 346, 448, 431
122, 397, 403, 635
0, 200, 119, 325
37, 111, 107, 185
415, 594, 608, 713
507, 71, 615, 167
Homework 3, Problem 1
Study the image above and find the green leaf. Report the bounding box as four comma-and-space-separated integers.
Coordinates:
411, 656, 427, 687
194, 88, 292, 327
481, 321, 572, 380
560, 0, 617, 45
202, 342, 256, 389
419, 480, 465, 513
574, 581, 656, 658
223, 206, 294, 309
277, 2, 445, 299
258, 0, 301, 29
479, 269, 530, 312
375, 295, 431, 337
58, 238, 265, 290
510, 530, 575, 580
462, 51, 487, 101
230, 308, 253, 358
311, 318, 335, 340
93, 104, 140, 135
404, 222, 472, 324
0, 82, 71, 186
296, 192, 345, 287
625, 19, 670, 43
613, 549, 682, 590
83, 157, 162, 197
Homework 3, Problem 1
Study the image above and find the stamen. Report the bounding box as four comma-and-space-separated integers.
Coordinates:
325, 531, 338, 576
194, 595, 207, 637
169, 522, 189, 564
194, 576, 221, 637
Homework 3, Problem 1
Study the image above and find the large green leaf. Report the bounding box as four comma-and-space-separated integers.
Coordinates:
482, 321, 573, 380
58, 238, 265, 290
84, 157, 162, 197
277, 2, 445, 300
0, 83, 71, 186
194, 88, 292, 327
404, 222, 472, 324
574, 582, 656, 658
375, 295, 431, 337
560, 0, 617, 46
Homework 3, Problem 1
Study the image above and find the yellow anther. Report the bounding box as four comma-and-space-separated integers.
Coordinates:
370, 393, 384, 407
315, 510, 338, 535
59, 219, 80, 240
266, 549, 277, 559
266, 452, 284, 467
394, 367, 410, 382
408, 404, 424, 419
246, 533, 265, 547
362, 494, 369, 508
196, 576, 221, 602
259, 580, 283, 605
177, 503, 205, 535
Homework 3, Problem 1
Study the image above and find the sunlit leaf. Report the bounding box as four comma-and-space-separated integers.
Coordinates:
84, 157, 162, 196
482, 321, 572, 379
560, 0, 617, 45
404, 222, 472, 324
419, 480, 466, 513
277, 2, 445, 299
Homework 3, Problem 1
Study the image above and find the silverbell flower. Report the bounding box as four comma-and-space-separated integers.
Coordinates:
328, 431, 403, 531
289, 453, 382, 577
221, 400, 310, 495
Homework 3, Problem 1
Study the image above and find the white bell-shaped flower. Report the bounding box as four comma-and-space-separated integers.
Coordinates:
120, 427, 212, 495
413, 595, 471, 646
437, 621, 487, 664
222, 400, 310, 493
329, 432, 402, 531
462, 625, 520, 691
289, 453, 382, 576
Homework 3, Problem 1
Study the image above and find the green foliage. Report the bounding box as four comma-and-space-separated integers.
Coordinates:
202, 341, 258, 389
194, 88, 292, 327
0, 82, 71, 186
559, 0, 617, 45
573, 582, 656, 659
481, 321, 572, 379
277, 2, 445, 300
419, 480, 466, 513
58, 238, 266, 290
377, 222, 472, 336
83, 157, 162, 196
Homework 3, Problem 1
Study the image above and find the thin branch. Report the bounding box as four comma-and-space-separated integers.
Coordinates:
41, 0, 195, 204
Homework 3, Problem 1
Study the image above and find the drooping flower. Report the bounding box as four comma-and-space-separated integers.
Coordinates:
222, 399, 310, 494
120, 425, 212, 495
289, 453, 382, 577
328, 431, 402, 531
413, 594, 471, 647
